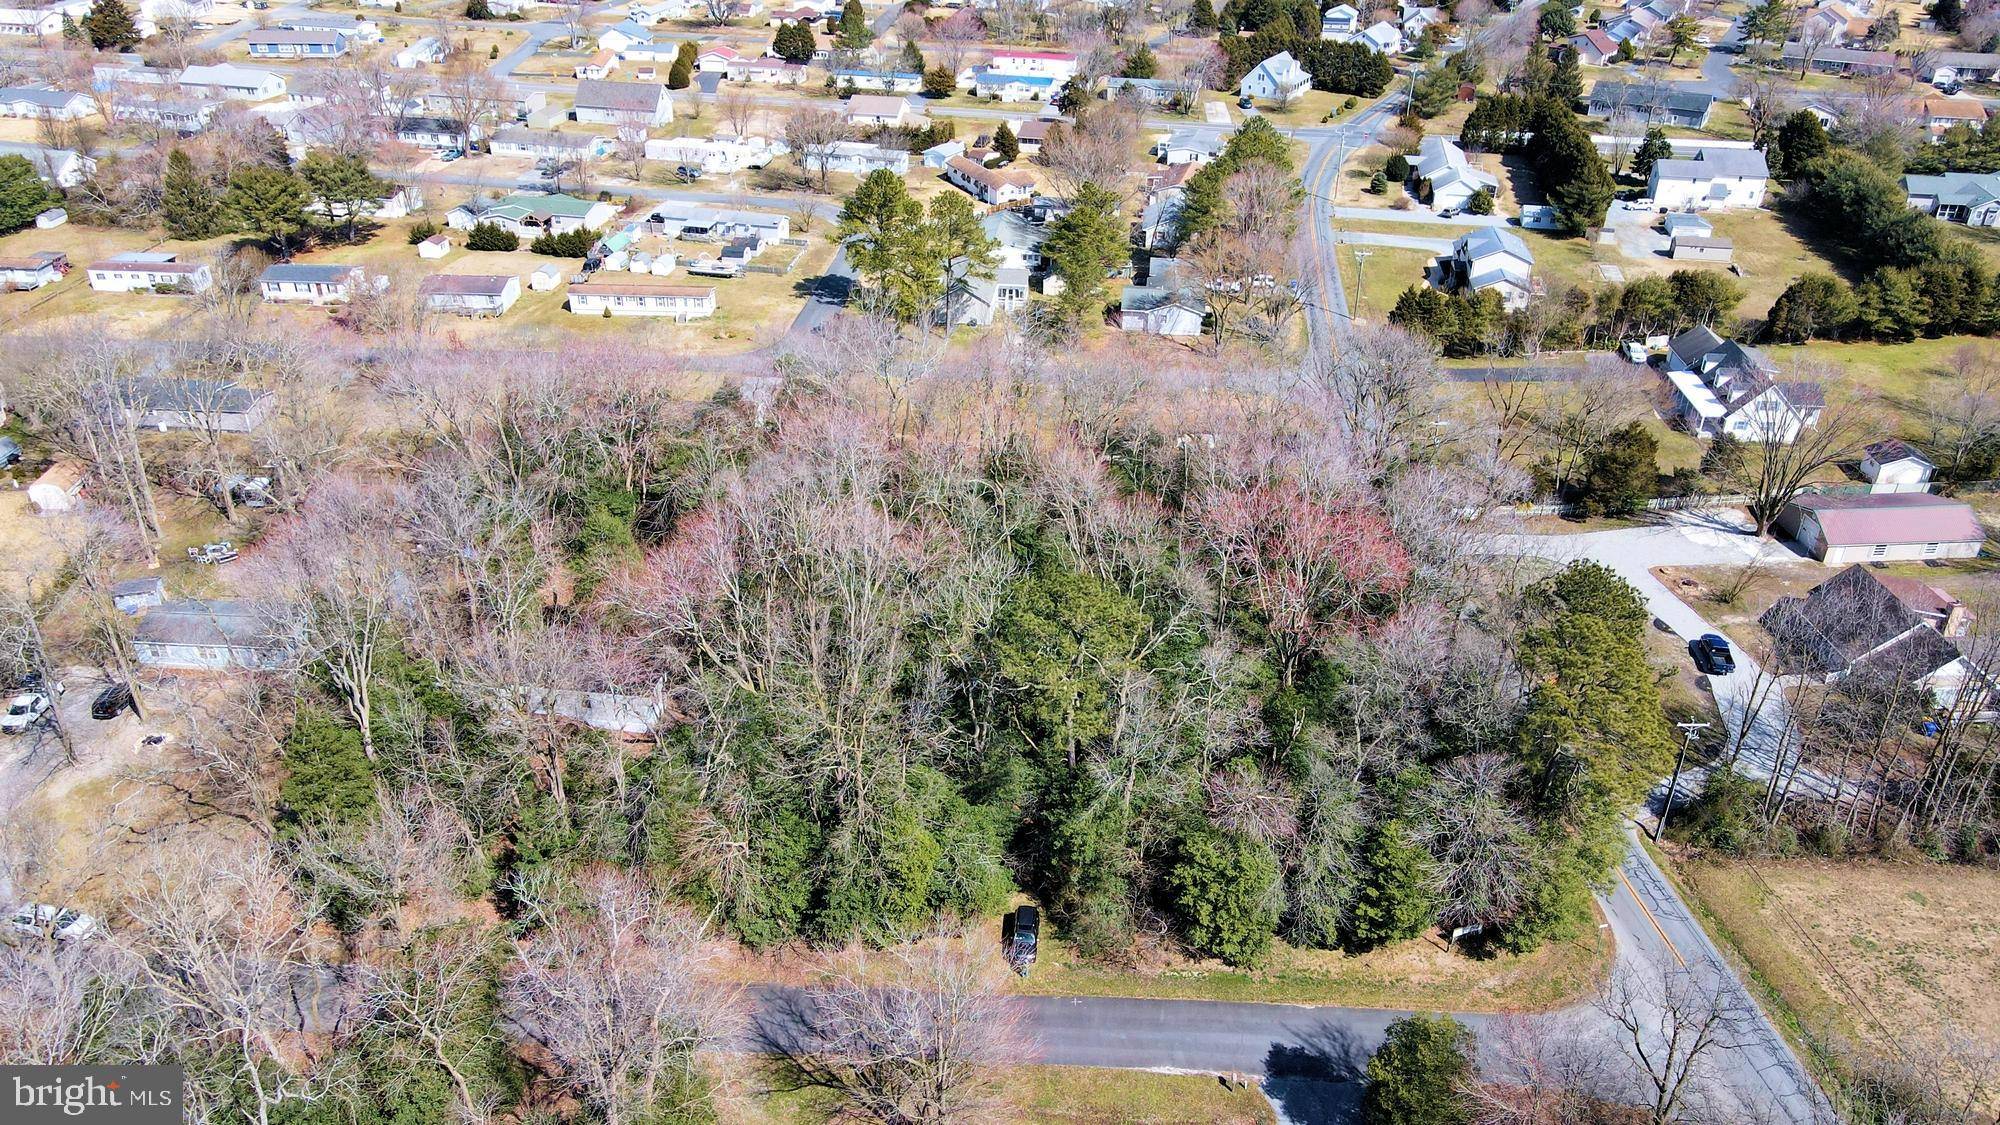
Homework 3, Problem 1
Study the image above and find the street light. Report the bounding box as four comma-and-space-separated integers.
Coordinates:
1654, 720, 1711, 841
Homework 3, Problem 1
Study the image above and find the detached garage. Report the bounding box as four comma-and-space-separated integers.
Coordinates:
1776, 493, 1987, 566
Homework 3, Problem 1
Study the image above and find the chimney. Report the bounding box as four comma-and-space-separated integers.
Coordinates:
1941, 598, 1972, 638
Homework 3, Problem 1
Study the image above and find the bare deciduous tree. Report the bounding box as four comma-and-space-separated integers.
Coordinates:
783, 104, 850, 192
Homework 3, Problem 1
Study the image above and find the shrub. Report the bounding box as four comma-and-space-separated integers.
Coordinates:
1369, 171, 1388, 194
1669, 766, 1762, 854
464, 222, 518, 251
1166, 828, 1281, 966
406, 218, 439, 244
530, 228, 596, 257
1363, 1014, 1475, 1125
1384, 152, 1410, 181
1467, 187, 1493, 214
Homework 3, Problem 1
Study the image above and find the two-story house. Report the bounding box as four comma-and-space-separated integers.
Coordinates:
1662, 325, 1826, 443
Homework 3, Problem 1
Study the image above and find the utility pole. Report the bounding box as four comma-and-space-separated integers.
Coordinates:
1351, 247, 1371, 318
1655, 720, 1711, 840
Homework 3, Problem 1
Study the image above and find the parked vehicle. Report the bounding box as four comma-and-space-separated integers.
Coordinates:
1237, 94, 1253, 108
0, 435, 21, 467
685, 259, 744, 278
1691, 633, 1735, 676
9, 903, 99, 941
440, 148, 464, 163
1, 692, 51, 733
91, 682, 134, 720
1005, 905, 1040, 975
189, 541, 238, 565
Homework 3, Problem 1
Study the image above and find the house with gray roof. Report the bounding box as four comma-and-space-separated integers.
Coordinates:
134, 600, 287, 671
1647, 147, 1768, 210
1413, 135, 1496, 213
1436, 227, 1534, 308
1762, 564, 1987, 708
447, 192, 619, 236
245, 27, 351, 59
258, 262, 368, 304
1663, 325, 1825, 443
1780, 41, 1896, 75
127, 376, 274, 433
1586, 81, 1716, 128
0, 140, 93, 186
1904, 172, 2000, 226
573, 78, 672, 125
0, 85, 94, 119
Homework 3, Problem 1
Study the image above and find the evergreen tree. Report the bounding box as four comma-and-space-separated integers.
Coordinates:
299, 150, 387, 242
1467, 187, 1493, 214
1043, 181, 1127, 326
161, 148, 224, 239
898, 38, 924, 73
1363, 1015, 1476, 1125
838, 167, 922, 300
276, 708, 376, 840
1773, 110, 1829, 179
0, 155, 58, 234
1934, 0, 1963, 33
1550, 49, 1583, 105
773, 20, 817, 62
1122, 43, 1157, 78
921, 65, 955, 97
83, 0, 140, 50
1538, 4, 1577, 38
836, 0, 871, 48
1189, 0, 1218, 31
60, 12, 84, 43
1384, 152, 1410, 181
223, 163, 311, 255
1369, 170, 1388, 193
1166, 828, 1281, 966
464, 221, 518, 251
1632, 127, 1674, 178
992, 121, 1019, 162
1343, 818, 1437, 950
669, 41, 697, 88
1577, 421, 1658, 517
466, 0, 492, 17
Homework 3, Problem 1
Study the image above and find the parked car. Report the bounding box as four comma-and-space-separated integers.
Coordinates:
1005, 905, 1040, 974
0, 435, 21, 467
8, 903, 99, 941
439, 148, 464, 163
1237, 94, 1254, 108
91, 682, 134, 720
0, 692, 51, 734
1691, 633, 1735, 676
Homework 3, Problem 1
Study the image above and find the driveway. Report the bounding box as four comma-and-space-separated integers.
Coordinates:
1332, 206, 1508, 227
1334, 229, 1454, 254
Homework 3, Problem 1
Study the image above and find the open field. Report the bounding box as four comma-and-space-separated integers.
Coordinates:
722, 1064, 1277, 1124
1661, 854, 2000, 1112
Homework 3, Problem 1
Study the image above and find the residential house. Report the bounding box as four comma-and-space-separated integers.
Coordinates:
1136, 185, 1184, 250
696, 45, 742, 72
0, 85, 94, 119
1930, 50, 2000, 85
573, 79, 673, 125
111, 95, 216, 132
1901, 171, 2000, 225
305, 186, 420, 221
843, 93, 922, 127
85, 252, 212, 293
1662, 324, 1825, 442
1570, 29, 1620, 64
577, 50, 620, 80
258, 262, 368, 304
944, 209, 1045, 325
27, 457, 86, 514
421, 273, 521, 316
394, 36, 448, 68
642, 202, 788, 245
1100, 75, 1177, 107
133, 600, 285, 671
628, 0, 697, 22
567, 276, 717, 319
1399, 3, 1443, 37
177, 64, 285, 100
922, 138, 966, 168
1604, 0, 1669, 42
1920, 96, 1988, 140
1153, 129, 1223, 165
245, 28, 351, 59
822, 141, 912, 175
1352, 20, 1406, 54
1015, 117, 1060, 154
492, 126, 612, 160
279, 12, 378, 39
1780, 41, 1896, 75
1319, 2, 1359, 38
0, 0, 90, 37
0, 141, 93, 186
128, 376, 274, 433
1774, 493, 1987, 566
1586, 81, 1716, 128
643, 134, 782, 173
944, 155, 1035, 205
596, 19, 653, 52
729, 57, 805, 84
1859, 438, 1936, 494
1117, 256, 1205, 336
1435, 227, 1534, 308
397, 116, 474, 150
984, 48, 1078, 82
1646, 147, 1768, 210
448, 192, 620, 236
1239, 51, 1311, 101
1669, 234, 1733, 260
0, 250, 67, 290
836, 69, 925, 93
1801, 0, 1871, 44
112, 577, 164, 615
1762, 564, 1987, 707
1413, 135, 1496, 212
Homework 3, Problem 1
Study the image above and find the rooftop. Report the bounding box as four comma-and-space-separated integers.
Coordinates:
1785, 492, 1986, 548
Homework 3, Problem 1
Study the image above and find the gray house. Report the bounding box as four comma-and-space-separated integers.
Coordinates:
134, 600, 286, 671
128, 376, 274, 433
1586, 81, 1716, 129
1903, 172, 2000, 227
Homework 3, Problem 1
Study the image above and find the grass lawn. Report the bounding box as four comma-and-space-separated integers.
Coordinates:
0, 224, 239, 336
1649, 850, 2000, 1115
1334, 242, 1433, 323
721, 1065, 1276, 1124
1018, 912, 1611, 1010
1247, 90, 1340, 128
1770, 336, 1991, 419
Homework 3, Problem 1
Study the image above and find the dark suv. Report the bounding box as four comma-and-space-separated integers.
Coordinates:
1691, 634, 1735, 676
91, 682, 135, 720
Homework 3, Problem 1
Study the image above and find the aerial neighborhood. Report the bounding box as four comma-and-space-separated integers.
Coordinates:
0, 0, 1997, 1117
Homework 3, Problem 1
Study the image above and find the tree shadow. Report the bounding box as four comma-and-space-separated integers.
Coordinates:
1261, 1020, 1372, 1124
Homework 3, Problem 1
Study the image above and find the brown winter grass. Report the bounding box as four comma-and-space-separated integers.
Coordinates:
715, 1060, 1277, 1124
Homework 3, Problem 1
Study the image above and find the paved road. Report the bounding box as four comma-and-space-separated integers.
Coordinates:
1299, 93, 1406, 347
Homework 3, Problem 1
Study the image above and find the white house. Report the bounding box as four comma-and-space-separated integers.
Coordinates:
573, 78, 673, 126
1400, 3, 1443, 37
1762, 565, 1987, 709
1859, 438, 1936, 494
729, 57, 805, 84
1352, 20, 1406, 54
643, 135, 782, 173
111, 95, 216, 132
1435, 227, 1533, 308
1663, 325, 1826, 443
397, 116, 473, 151
696, 45, 742, 73
127, 376, 273, 433
642, 202, 789, 245
971, 70, 1058, 101
843, 94, 922, 128
596, 20, 653, 52
133, 600, 285, 671
245, 28, 351, 59
0, 250, 67, 290
421, 273, 521, 316
945, 155, 1034, 205
1647, 147, 1768, 211
258, 262, 368, 304
1319, 3, 1359, 38
177, 64, 285, 100
1154, 129, 1223, 165
492, 126, 613, 160
1413, 135, 1495, 213
1904, 172, 2000, 227
393, 37, 448, 69
823, 141, 911, 175
0, 86, 94, 119
567, 277, 717, 319
306, 186, 419, 221
417, 233, 451, 259
1239, 51, 1311, 102
1117, 257, 1205, 336
448, 192, 619, 236
86, 253, 212, 293
27, 458, 87, 514
984, 48, 1078, 82
0, 0, 88, 37
0, 142, 94, 187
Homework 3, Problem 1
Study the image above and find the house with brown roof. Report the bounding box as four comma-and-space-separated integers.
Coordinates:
1774, 492, 1986, 565
0, 250, 67, 290
843, 94, 922, 128
27, 457, 86, 514
566, 276, 716, 319
1762, 564, 1988, 709
1569, 29, 1619, 65
1921, 97, 1988, 140
421, 273, 521, 316
944, 155, 1034, 205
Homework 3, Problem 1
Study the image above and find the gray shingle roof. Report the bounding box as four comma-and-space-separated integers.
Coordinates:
574, 78, 665, 113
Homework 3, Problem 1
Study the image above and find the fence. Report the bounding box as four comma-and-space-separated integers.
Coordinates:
745, 242, 809, 276
1512, 493, 1753, 518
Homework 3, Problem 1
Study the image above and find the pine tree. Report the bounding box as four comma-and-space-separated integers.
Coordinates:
1043, 182, 1127, 326
83, 0, 140, 50
1632, 127, 1673, 178
161, 148, 224, 239
60, 12, 84, 43
1122, 43, 1157, 78
1550, 49, 1583, 105
921, 65, 955, 98
1189, 0, 1218, 31
836, 0, 871, 48
299, 150, 387, 242
1934, 0, 1963, 33
1362, 1015, 1476, 1125
1773, 110, 1829, 179
992, 121, 1018, 163
773, 20, 816, 63
669, 41, 697, 88
1343, 819, 1437, 950
898, 38, 924, 74
0, 155, 58, 234
223, 163, 311, 256
465, 0, 492, 17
